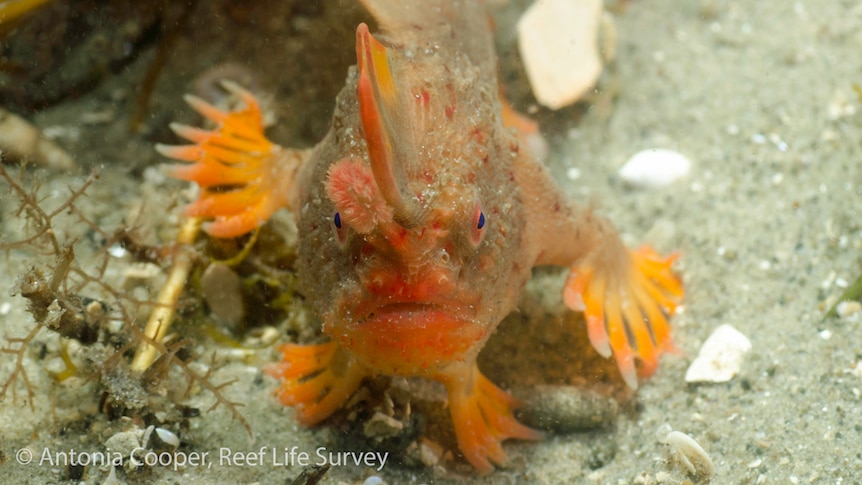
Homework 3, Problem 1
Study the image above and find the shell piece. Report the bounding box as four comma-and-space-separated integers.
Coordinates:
517, 0, 606, 110
153, 427, 180, 449
619, 148, 691, 189
657, 424, 715, 479
0, 107, 76, 170
685, 324, 752, 383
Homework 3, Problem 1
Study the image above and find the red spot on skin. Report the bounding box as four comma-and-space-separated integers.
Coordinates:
415, 89, 430, 108
553, 201, 561, 212
383, 226, 409, 250
470, 126, 486, 144
443, 81, 457, 120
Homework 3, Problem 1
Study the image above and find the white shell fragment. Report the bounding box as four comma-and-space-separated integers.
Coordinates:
619, 148, 691, 189
154, 427, 180, 449
685, 324, 752, 383
657, 424, 715, 479
517, 0, 606, 109
0, 107, 77, 170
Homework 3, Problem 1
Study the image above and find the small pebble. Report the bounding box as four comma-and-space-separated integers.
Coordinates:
837, 301, 862, 318
200, 262, 246, 327
685, 324, 751, 383
405, 438, 443, 468
108, 243, 128, 258
517, 385, 618, 433
619, 149, 691, 189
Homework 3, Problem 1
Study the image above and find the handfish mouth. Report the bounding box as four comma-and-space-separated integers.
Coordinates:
335, 300, 487, 375
357, 302, 442, 324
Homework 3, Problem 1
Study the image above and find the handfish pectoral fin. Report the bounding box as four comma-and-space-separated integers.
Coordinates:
563, 246, 683, 389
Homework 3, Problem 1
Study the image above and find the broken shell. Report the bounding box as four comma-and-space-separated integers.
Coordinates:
363, 411, 404, 440
657, 424, 715, 479
517, 0, 608, 109
685, 324, 752, 384
0, 108, 76, 170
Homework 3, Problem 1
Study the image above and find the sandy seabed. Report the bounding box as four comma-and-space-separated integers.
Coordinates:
1, 0, 861, 483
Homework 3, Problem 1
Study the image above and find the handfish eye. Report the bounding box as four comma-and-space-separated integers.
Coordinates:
469, 201, 486, 247
332, 211, 348, 246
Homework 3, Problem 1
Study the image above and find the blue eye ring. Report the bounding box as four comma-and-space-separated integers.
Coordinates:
333, 212, 342, 229
476, 211, 485, 230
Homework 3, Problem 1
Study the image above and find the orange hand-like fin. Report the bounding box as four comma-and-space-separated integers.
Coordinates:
443, 366, 542, 474
355, 23, 420, 227
158, 81, 293, 238
264, 342, 366, 425
563, 246, 683, 389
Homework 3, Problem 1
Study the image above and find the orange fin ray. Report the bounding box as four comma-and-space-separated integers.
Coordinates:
169, 122, 269, 154
203, 207, 275, 239
184, 188, 263, 218
444, 367, 541, 474
564, 246, 684, 388
164, 162, 259, 187
264, 342, 365, 426
168, 123, 211, 144
155, 144, 201, 162
183, 94, 229, 123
